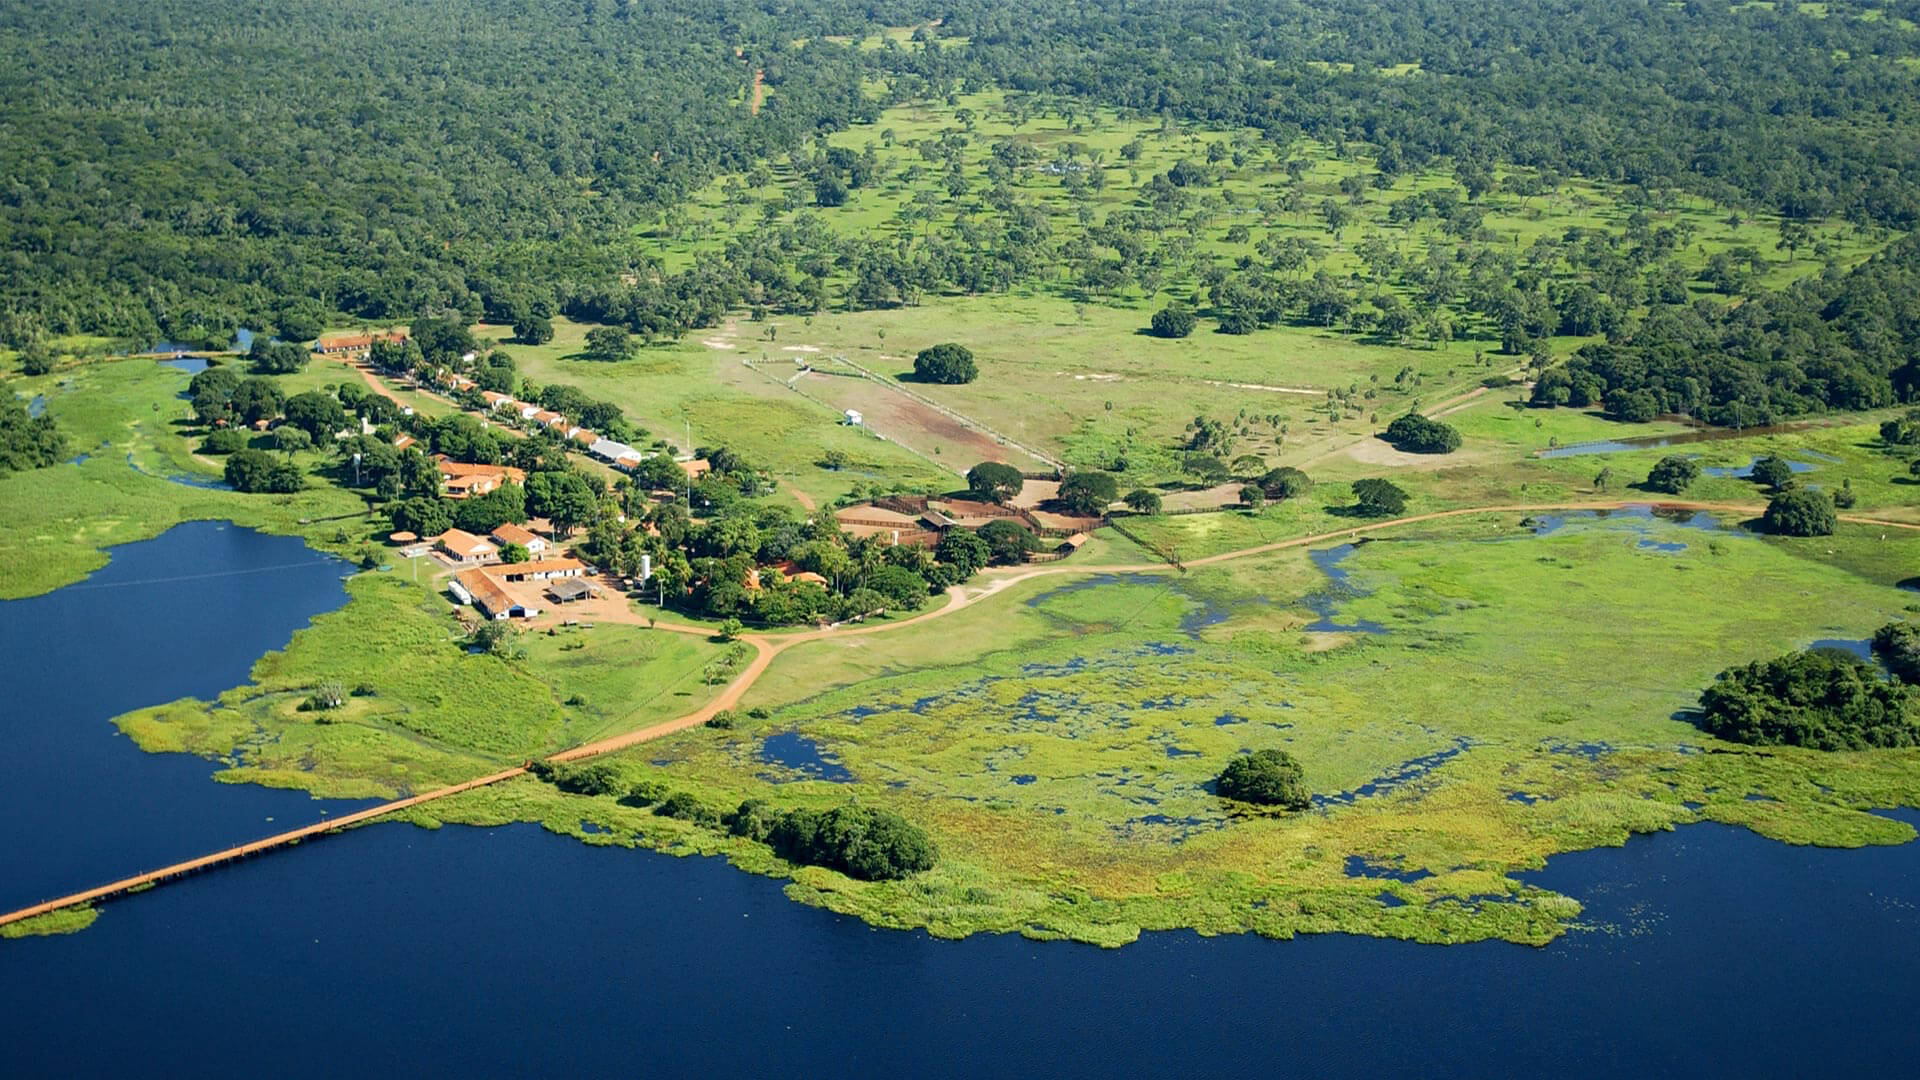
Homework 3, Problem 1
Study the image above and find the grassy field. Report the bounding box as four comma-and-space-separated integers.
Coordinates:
408, 510, 1920, 946
116, 568, 728, 800
476, 315, 957, 503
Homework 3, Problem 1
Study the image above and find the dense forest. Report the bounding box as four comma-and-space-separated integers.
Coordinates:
3, 0, 1919, 357
1534, 234, 1920, 424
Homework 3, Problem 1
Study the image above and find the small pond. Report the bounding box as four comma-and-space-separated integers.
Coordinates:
758, 732, 853, 783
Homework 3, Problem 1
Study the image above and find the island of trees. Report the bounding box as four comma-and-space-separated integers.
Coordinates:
1215, 749, 1312, 809
1698, 639, 1920, 751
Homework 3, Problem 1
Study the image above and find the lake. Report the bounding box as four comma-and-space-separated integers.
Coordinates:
2, 812, 1918, 1077
4, 526, 1920, 1076
0, 522, 375, 911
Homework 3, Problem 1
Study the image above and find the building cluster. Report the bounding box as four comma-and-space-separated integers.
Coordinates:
833, 494, 1095, 556
427, 524, 596, 621
312, 330, 408, 358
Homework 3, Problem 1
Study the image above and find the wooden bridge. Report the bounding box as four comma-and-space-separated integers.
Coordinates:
0, 767, 528, 929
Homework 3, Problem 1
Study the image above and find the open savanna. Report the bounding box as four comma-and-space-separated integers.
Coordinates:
409, 510, 1920, 947
482, 314, 958, 501
710, 294, 1482, 482
618, 89, 1885, 485
663, 89, 1878, 301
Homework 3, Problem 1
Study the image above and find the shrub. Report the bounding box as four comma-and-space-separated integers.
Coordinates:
1149, 303, 1197, 339
533, 761, 623, 796
1382, 413, 1461, 454
1749, 454, 1795, 492
913, 342, 976, 384
705, 709, 737, 730
1872, 622, 1920, 685
1215, 749, 1312, 809
618, 780, 669, 808
1762, 488, 1836, 536
201, 428, 248, 454
654, 791, 719, 826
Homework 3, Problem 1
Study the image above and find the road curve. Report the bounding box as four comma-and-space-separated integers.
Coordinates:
5, 498, 1914, 928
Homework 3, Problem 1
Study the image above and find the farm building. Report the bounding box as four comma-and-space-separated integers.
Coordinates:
435, 529, 497, 564
498, 557, 587, 582
545, 578, 595, 604
312, 330, 406, 356
436, 460, 527, 499
489, 523, 548, 556
449, 569, 538, 620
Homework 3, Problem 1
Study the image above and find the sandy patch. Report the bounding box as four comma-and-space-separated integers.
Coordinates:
1300, 632, 1355, 652
1206, 380, 1324, 396
782, 345, 822, 353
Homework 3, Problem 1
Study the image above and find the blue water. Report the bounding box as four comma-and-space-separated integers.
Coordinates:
1305, 543, 1388, 634
1700, 455, 1817, 479
4, 812, 1919, 1077
158, 355, 209, 374
5, 528, 1920, 1074
758, 731, 853, 782
0, 523, 375, 911
1538, 438, 1653, 458
1810, 638, 1875, 662
26, 393, 45, 417
1526, 505, 1727, 553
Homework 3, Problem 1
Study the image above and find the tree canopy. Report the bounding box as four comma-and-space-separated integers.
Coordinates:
966, 461, 1024, 503
0, 396, 67, 473
1381, 413, 1461, 454
1349, 477, 1406, 517
1762, 488, 1837, 536
1644, 455, 1699, 495
224, 448, 304, 493
913, 343, 977, 385
728, 801, 937, 881
1698, 648, 1920, 750
1215, 749, 1311, 809
1149, 303, 1196, 339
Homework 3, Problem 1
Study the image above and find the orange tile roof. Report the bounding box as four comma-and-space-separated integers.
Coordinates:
455, 568, 515, 615
490, 523, 543, 547
435, 529, 494, 556
436, 460, 527, 483
504, 557, 586, 576
316, 330, 407, 351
